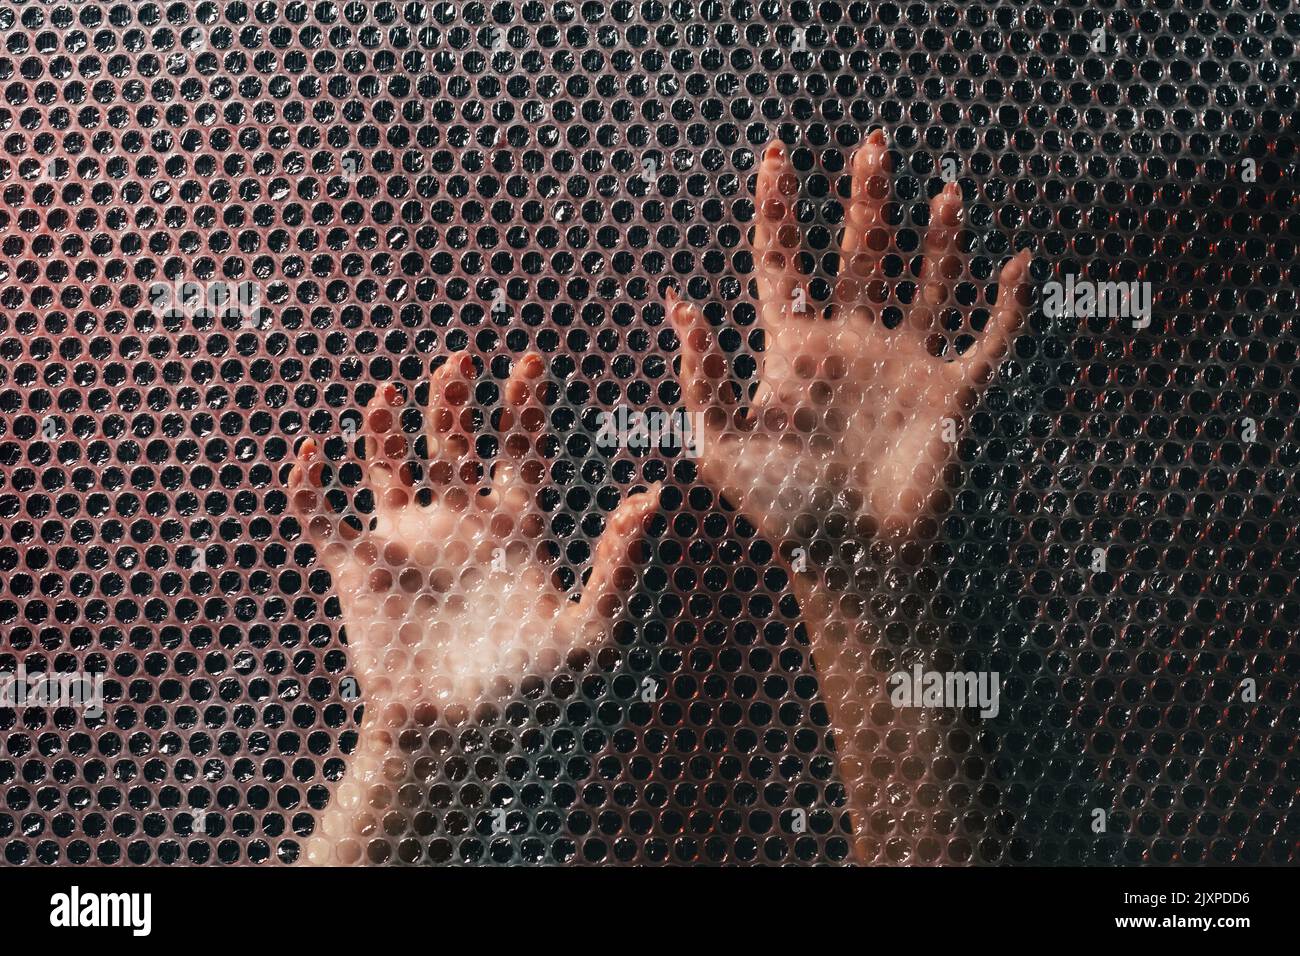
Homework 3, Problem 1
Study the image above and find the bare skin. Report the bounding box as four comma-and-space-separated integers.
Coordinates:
288, 353, 657, 864
288, 128, 1030, 865
669, 129, 1032, 860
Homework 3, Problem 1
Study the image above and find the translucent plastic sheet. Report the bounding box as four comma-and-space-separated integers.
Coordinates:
0, 0, 1295, 867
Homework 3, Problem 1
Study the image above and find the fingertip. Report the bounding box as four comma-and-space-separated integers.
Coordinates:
926, 184, 963, 237
631, 486, 660, 520
613, 499, 640, 534
856, 129, 887, 170
431, 356, 456, 387
614, 487, 658, 533
504, 352, 545, 411
289, 441, 326, 509
1001, 251, 1028, 284
765, 142, 785, 163
669, 295, 696, 333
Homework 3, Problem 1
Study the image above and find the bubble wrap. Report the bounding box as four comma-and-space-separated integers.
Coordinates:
0, 0, 1295, 867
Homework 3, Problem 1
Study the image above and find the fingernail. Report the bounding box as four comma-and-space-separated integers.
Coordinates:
765, 142, 785, 162
459, 355, 475, 377
300, 437, 317, 458
522, 353, 543, 376
383, 382, 402, 406
859, 132, 884, 163
667, 296, 687, 325
943, 181, 960, 199
1006, 250, 1029, 280
868, 128, 886, 147
665, 285, 678, 305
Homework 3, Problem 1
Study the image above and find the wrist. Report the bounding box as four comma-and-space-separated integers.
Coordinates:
782, 532, 941, 864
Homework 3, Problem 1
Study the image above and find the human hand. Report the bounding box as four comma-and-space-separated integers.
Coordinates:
668, 130, 1032, 859
287, 353, 658, 863
671, 130, 1031, 551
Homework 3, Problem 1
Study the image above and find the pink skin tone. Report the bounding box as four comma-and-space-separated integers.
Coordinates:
288, 354, 658, 864
668, 130, 1032, 860
288, 127, 1031, 864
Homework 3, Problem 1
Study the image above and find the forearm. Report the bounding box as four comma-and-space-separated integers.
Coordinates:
789, 542, 948, 864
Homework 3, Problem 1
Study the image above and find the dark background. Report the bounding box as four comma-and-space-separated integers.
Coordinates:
0, 0, 1295, 865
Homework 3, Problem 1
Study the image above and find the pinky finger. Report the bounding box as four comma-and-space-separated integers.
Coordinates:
563, 485, 660, 638
667, 287, 712, 420
288, 438, 337, 548
667, 287, 735, 442
961, 249, 1031, 385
